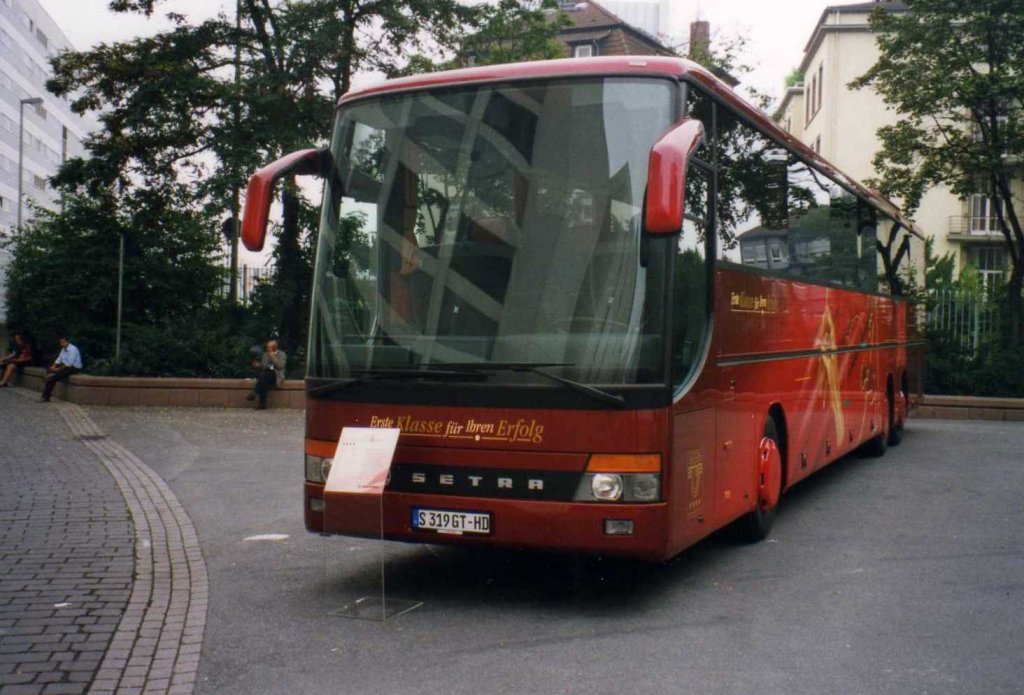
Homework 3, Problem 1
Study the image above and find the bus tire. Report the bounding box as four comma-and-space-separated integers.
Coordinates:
733, 416, 783, 544
861, 430, 887, 457
887, 420, 904, 446
887, 379, 904, 447
861, 390, 890, 457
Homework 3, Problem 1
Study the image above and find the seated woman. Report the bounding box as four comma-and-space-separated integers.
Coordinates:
0, 333, 35, 387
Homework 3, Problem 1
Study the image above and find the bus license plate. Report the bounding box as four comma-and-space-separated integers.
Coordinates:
413, 508, 491, 535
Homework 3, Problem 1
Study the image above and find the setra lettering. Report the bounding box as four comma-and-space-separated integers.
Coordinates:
403, 471, 547, 492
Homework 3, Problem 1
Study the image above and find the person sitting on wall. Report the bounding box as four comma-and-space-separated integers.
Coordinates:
0, 333, 36, 387
246, 339, 287, 410
40, 334, 83, 402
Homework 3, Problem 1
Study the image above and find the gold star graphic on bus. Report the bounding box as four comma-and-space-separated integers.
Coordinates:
815, 300, 845, 446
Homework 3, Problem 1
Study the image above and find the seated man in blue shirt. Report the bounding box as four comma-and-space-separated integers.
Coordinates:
41, 334, 83, 402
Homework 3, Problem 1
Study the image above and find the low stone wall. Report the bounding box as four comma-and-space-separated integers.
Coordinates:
12, 367, 1023, 418
915, 394, 1024, 422
14, 367, 304, 409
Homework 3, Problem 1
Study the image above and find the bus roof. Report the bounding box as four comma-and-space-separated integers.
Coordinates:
340, 56, 924, 240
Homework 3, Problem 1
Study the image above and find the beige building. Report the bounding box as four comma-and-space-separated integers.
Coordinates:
775, 0, 1014, 286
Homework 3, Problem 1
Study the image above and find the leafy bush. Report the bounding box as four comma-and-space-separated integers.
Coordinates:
87, 313, 256, 378
924, 283, 1024, 397
924, 330, 1024, 397
3, 192, 267, 377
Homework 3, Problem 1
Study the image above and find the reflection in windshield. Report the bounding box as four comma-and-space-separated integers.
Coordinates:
309, 78, 675, 386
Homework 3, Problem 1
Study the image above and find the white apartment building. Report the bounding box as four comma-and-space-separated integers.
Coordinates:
0, 0, 93, 324
775, 0, 1015, 286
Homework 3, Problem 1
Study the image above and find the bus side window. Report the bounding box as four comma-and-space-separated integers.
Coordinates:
857, 201, 879, 292
713, 104, 783, 265
673, 164, 711, 387
876, 216, 920, 296
684, 83, 713, 163
778, 157, 861, 287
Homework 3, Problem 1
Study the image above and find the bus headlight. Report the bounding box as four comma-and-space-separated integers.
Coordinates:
305, 455, 332, 483
591, 473, 623, 501
572, 454, 662, 503
574, 473, 661, 502
628, 474, 660, 501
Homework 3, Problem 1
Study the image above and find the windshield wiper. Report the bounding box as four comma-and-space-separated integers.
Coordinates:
441, 362, 626, 407
308, 367, 492, 396
310, 363, 625, 406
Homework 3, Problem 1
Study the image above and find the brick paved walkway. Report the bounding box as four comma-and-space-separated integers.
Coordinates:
0, 390, 207, 695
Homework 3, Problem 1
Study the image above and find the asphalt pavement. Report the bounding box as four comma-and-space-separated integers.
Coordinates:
2, 395, 1024, 691
72, 406, 1024, 695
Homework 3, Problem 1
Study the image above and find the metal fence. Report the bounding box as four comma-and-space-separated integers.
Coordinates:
218, 265, 273, 305
926, 289, 1001, 355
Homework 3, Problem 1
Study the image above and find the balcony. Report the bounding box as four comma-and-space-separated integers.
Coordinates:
947, 216, 1005, 242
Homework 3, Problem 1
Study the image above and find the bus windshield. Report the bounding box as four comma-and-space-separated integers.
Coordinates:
309, 77, 676, 388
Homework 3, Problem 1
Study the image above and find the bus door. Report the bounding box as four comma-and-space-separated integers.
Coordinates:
714, 366, 758, 523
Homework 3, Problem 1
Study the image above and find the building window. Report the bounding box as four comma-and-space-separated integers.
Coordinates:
970, 247, 1006, 289
573, 44, 594, 58
805, 63, 824, 124
806, 74, 815, 125
817, 63, 823, 113
815, 135, 821, 153
33, 175, 46, 190
35, 29, 48, 48
969, 194, 1000, 234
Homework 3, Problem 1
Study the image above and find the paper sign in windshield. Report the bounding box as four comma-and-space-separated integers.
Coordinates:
324, 427, 400, 494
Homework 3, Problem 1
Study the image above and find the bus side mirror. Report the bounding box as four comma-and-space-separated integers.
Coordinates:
644, 120, 705, 235
241, 148, 332, 252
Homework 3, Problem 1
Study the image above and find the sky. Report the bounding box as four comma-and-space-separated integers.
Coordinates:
37, 0, 838, 101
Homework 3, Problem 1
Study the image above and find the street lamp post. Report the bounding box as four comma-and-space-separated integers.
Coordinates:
17, 97, 44, 233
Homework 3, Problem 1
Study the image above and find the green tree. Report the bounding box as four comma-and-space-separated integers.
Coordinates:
4, 185, 223, 368
33, 0, 488, 364
850, 0, 1024, 346
15, 0, 622, 371
455, 0, 566, 67
394, 1, 567, 76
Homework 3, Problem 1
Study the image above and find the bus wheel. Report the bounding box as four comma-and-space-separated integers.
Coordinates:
861, 392, 890, 457
734, 417, 783, 543
887, 384, 905, 447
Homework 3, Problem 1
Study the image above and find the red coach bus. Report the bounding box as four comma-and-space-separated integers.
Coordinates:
241, 57, 923, 561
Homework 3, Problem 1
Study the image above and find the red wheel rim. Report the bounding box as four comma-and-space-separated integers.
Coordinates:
758, 437, 782, 509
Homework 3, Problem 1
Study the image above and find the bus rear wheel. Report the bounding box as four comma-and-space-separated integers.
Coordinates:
734, 416, 783, 543
861, 390, 890, 457
887, 382, 905, 447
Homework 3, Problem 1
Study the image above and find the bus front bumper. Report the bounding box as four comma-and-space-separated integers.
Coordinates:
304, 482, 671, 560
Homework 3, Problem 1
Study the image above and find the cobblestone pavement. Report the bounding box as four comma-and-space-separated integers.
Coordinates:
0, 390, 207, 695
